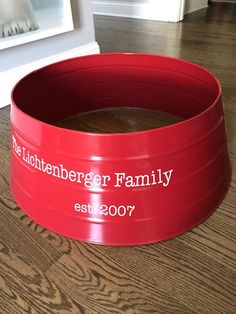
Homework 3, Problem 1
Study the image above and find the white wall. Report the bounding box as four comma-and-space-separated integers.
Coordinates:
0, 0, 100, 108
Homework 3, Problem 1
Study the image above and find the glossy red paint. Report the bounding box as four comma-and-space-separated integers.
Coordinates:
10, 53, 231, 245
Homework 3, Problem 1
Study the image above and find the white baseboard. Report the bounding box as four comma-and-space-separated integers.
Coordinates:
0, 41, 100, 108
185, 0, 208, 15
209, 0, 236, 2
93, 0, 185, 22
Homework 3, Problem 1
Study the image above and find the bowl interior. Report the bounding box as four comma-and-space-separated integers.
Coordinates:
53, 107, 183, 133
12, 54, 219, 132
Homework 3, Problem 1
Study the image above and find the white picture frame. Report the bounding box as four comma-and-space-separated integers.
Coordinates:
0, 0, 74, 50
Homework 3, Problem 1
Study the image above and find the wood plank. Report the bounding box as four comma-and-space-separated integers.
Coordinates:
46, 247, 194, 314
0, 241, 84, 314
0, 190, 62, 272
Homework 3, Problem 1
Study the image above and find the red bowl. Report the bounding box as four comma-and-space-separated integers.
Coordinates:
10, 53, 231, 245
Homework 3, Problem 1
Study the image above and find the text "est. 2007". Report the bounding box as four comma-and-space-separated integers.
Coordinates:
74, 203, 135, 217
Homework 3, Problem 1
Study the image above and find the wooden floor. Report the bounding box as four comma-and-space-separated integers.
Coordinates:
1, 3, 236, 313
